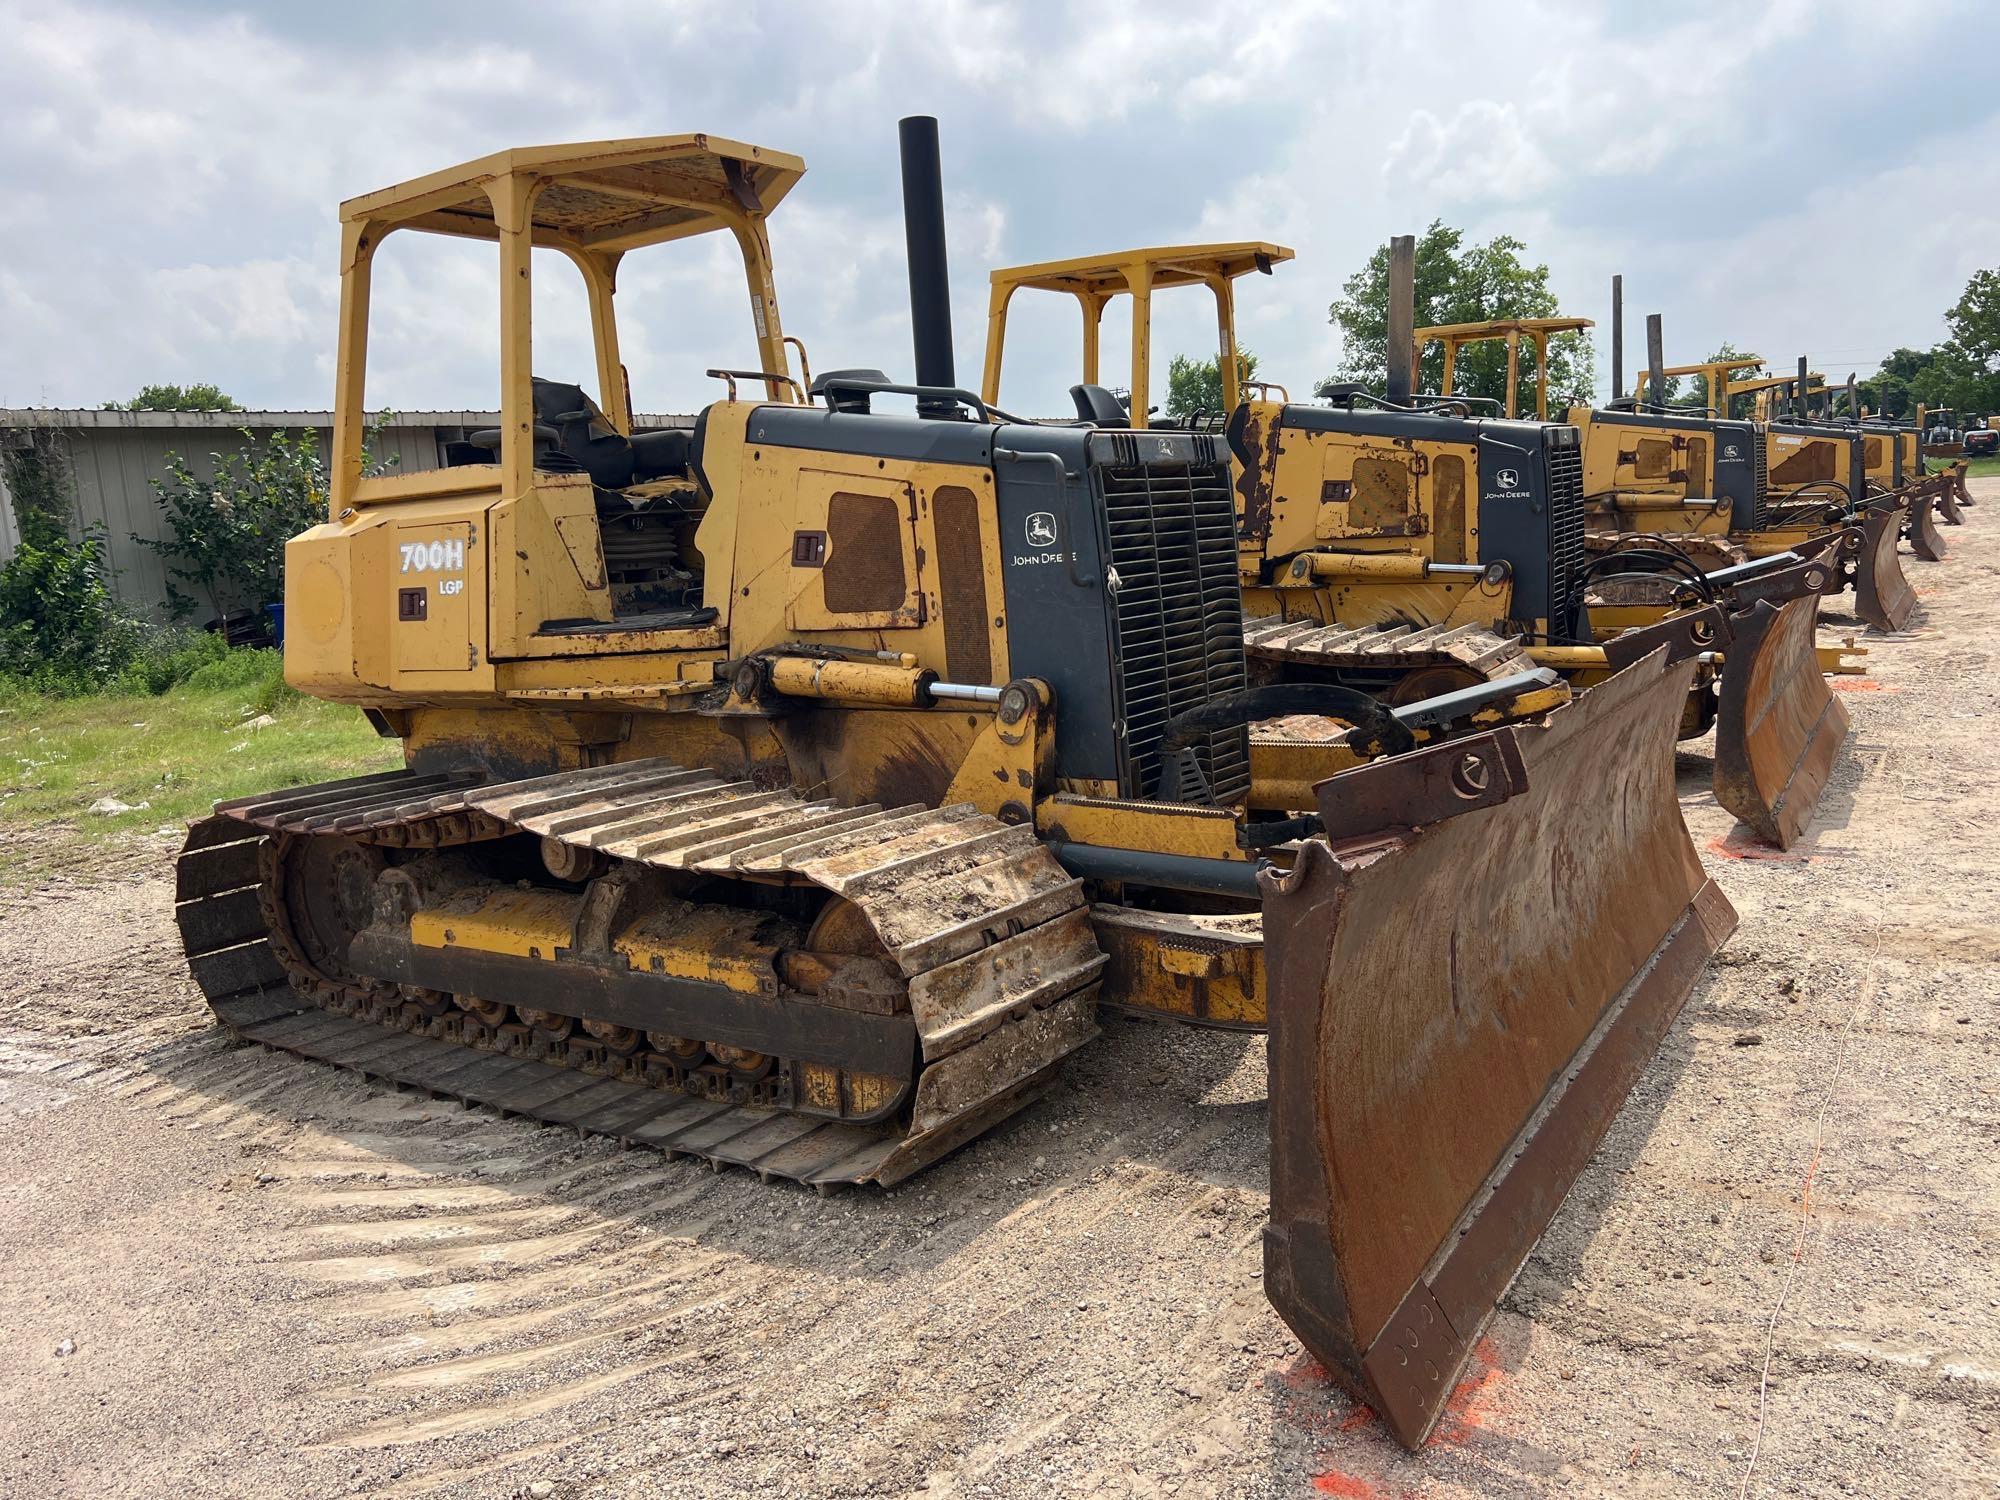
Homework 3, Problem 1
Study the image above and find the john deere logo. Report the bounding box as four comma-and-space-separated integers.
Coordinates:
1495, 468, 1521, 490
1724, 444, 1742, 458
1025, 512, 1058, 547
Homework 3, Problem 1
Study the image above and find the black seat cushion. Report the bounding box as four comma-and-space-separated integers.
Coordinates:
531, 377, 636, 488
630, 428, 691, 480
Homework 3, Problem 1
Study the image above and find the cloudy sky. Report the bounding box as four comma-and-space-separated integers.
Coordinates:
6, 0, 1998, 419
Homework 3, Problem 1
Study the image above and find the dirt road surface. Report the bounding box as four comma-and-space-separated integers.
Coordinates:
3, 485, 1996, 1499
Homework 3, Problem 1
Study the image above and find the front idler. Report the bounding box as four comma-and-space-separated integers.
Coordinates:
1260, 648, 1737, 1449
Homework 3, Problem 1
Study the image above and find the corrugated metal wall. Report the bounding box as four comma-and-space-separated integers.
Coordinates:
0, 421, 441, 621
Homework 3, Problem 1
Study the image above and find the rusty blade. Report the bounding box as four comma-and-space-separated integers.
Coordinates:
1261, 650, 1737, 1450
1851, 503, 1917, 632
1935, 471, 1965, 525
1905, 489, 1947, 562
1713, 585, 1850, 850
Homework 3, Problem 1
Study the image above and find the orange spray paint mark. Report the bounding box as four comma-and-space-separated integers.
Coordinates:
1430, 1335, 1511, 1447
1829, 679, 1896, 693
1338, 1405, 1379, 1433
1705, 836, 1812, 864
1312, 1471, 1420, 1499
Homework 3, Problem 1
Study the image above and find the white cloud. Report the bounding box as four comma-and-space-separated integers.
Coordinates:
1, 0, 1997, 417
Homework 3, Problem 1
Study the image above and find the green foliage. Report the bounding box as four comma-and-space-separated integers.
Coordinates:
139, 415, 397, 623
0, 525, 142, 691
0, 648, 390, 884
1322, 221, 1595, 410
1945, 270, 2000, 370
2, 434, 77, 549
1164, 349, 1259, 422
0, 432, 275, 698
1664, 343, 1762, 413
1856, 347, 1934, 420
1910, 342, 2000, 419
105, 383, 242, 412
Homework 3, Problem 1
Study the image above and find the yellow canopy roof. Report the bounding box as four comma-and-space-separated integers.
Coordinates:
1415, 317, 1594, 342
990, 242, 1294, 295
340, 135, 806, 253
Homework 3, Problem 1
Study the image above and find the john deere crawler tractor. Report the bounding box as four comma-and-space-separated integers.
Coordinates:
174, 122, 1736, 1448
982, 237, 1852, 850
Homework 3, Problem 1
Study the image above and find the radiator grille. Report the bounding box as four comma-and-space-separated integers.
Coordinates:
1751, 436, 1769, 528
1094, 437, 1250, 804
1544, 427, 1587, 634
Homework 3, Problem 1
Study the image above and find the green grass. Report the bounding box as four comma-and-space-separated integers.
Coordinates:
0, 649, 399, 884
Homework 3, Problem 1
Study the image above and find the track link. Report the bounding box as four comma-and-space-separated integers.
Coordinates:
175, 760, 1106, 1189
1241, 618, 1538, 682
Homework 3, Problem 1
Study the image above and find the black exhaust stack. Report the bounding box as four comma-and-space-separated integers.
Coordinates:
898, 115, 957, 416
1795, 356, 1810, 420
1385, 234, 1416, 403
1646, 314, 1666, 413
1610, 275, 1624, 402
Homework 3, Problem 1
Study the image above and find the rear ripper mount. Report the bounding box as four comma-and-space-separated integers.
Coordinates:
175, 759, 1106, 1189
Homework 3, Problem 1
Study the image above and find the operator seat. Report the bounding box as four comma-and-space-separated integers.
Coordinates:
460, 378, 691, 485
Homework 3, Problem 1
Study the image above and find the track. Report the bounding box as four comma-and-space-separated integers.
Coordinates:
1242, 618, 1540, 686
175, 760, 1105, 1189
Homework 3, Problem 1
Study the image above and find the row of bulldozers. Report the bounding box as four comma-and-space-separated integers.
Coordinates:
171, 121, 1967, 1448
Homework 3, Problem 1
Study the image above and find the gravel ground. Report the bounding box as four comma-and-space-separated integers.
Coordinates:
1, 485, 1996, 1499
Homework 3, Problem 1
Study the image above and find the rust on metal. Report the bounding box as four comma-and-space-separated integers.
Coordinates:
1310, 728, 1527, 843
1600, 604, 1729, 671
1850, 503, 1917, 632
1261, 649, 1738, 1449
1230, 403, 1281, 542
1904, 488, 1947, 562
1713, 565, 1851, 849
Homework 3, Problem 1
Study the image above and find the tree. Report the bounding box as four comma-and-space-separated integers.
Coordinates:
106, 383, 243, 413
1945, 269, 2000, 370
139, 415, 397, 623
1668, 343, 1762, 414
0, 438, 144, 686
1856, 347, 1935, 421
1321, 221, 1595, 409
1908, 342, 2000, 419
1164, 349, 1259, 422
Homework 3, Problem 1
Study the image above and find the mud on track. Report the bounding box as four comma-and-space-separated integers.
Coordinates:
2, 483, 1997, 1499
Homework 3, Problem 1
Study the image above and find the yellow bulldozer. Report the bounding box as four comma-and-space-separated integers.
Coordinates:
982, 237, 1854, 850
174, 121, 1737, 1448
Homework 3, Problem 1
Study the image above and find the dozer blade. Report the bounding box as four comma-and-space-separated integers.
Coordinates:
1712, 553, 1850, 849
1935, 473, 1965, 525
1851, 504, 1917, 632
1261, 650, 1737, 1450
1905, 489, 1947, 562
